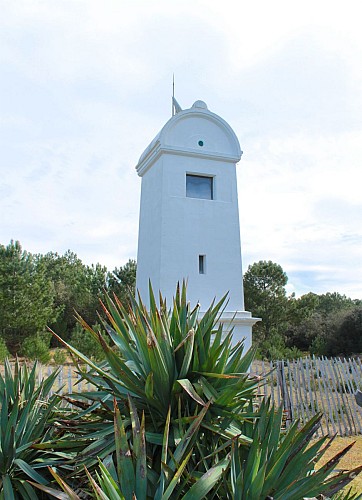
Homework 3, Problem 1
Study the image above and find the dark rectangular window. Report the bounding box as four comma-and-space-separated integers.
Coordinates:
199, 255, 206, 274
186, 174, 213, 200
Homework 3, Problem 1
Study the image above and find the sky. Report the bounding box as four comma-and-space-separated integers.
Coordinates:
1, 0, 362, 299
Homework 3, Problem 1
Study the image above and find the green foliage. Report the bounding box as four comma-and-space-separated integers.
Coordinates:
33, 398, 231, 500
0, 240, 58, 353
310, 331, 328, 355
285, 311, 327, 352
46, 284, 361, 499
323, 307, 362, 356
229, 400, 362, 499
0, 337, 9, 362
34, 402, 362, 499
52, 347, 68, 365
244, 260, 290, 341
2, 238, 360, 359
244, 262, 362, 357
69, 322, 107, 361
107, 259, 137, 309
288, 305, 362, 356
38, 250, 109, 344
37, 251, 136, 346
0, 239, 138, 354
51, 283, 258, 496
317, 292, 360, 316
20, 332, 51, 364
256, 331, 303, 361
0, 359, 67, 498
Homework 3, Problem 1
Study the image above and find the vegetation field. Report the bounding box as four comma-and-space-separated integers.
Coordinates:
1, 241, 361, 366
1, 330, 362, 496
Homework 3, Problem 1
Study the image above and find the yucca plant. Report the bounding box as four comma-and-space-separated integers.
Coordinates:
227, 399, 362, 499
32, 399, 362, 500
49, 283, 361, 499
32, 397, 231, 499
0, 359, 77, 498
50, 283, 259, 493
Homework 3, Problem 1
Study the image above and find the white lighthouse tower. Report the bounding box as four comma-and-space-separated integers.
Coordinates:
135, 99, 258, 350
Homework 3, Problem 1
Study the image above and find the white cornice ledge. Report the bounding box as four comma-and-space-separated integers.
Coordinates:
135, 144, 242, 177
198, 310, 261, 327
219, 311, 261, 327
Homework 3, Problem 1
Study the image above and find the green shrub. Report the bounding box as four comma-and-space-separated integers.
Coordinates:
256, 331, 303, 360
310, 333, 328, 355
53, 347, 67, 365
325, 307, 362, 356
0, 336, 9, 362
20, 332, 51, 364
69, 322, 107, 361
0, 359, 68, 498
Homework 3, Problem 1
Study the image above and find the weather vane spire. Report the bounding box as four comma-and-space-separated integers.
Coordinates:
172, 74, 175, 116
171, 74, 182, 116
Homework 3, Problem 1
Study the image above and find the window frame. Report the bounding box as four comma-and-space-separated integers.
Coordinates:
186, 173, 214, 200
199, 255, 206, 274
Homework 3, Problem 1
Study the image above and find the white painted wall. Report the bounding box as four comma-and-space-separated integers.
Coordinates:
135, 101, 259, 347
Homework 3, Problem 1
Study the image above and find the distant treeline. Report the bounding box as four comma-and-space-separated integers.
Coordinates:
244, 260, 362, 360
0, 240, 136, 356
0, 241, 361, 360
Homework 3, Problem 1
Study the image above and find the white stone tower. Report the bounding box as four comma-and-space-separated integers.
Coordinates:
135, 100, 258, 350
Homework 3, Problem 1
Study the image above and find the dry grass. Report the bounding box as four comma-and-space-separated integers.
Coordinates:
316, 435, 362, 495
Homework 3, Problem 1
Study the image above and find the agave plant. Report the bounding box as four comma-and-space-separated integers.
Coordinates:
228, 399, 362, 500
32, 396, 231, 499
32, 399, 362, 500
0, 358, 77, 498
48, 283, 361, 499
50, 284, 258, 491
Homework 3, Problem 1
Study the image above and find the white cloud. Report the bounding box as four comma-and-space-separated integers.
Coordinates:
239, 129, 362, 298
0, 0, 362, 298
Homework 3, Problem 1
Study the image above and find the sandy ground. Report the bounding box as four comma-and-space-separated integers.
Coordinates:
316, 435, 362, 495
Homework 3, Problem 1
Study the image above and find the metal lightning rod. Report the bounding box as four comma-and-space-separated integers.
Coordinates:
172, 73, 175, 116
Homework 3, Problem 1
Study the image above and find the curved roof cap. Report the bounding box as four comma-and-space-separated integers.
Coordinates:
136, 100, 242, 176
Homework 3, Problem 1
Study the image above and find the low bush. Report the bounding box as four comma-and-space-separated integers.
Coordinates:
20, 332, 51, 364
0, 336, 9, 362
256, 331, 303, 360
0, 359, 72, 497
69, 322, 107, 360
52, 347, 67, 365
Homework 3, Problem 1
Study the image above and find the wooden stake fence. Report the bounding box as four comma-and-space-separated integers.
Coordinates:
47, 356, 362, 436
2, 356, 362, 436
251, 356, 362, 436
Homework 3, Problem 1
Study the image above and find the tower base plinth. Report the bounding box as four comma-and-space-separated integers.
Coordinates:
216, 311, 260, 353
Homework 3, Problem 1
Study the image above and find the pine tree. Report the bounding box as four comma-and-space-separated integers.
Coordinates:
0, 240, 57, 353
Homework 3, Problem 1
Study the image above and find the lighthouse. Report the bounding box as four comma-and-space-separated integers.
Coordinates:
135, 99, 259, 350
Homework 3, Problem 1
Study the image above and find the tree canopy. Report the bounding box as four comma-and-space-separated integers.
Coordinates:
0, 240, 360, 359
243, 260, 290, 340
0, 240, 136, 354
243, 260, 362, 358
0, 241, 58, 352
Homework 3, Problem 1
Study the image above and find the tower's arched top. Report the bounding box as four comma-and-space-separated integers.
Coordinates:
136, 100, 242, 176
